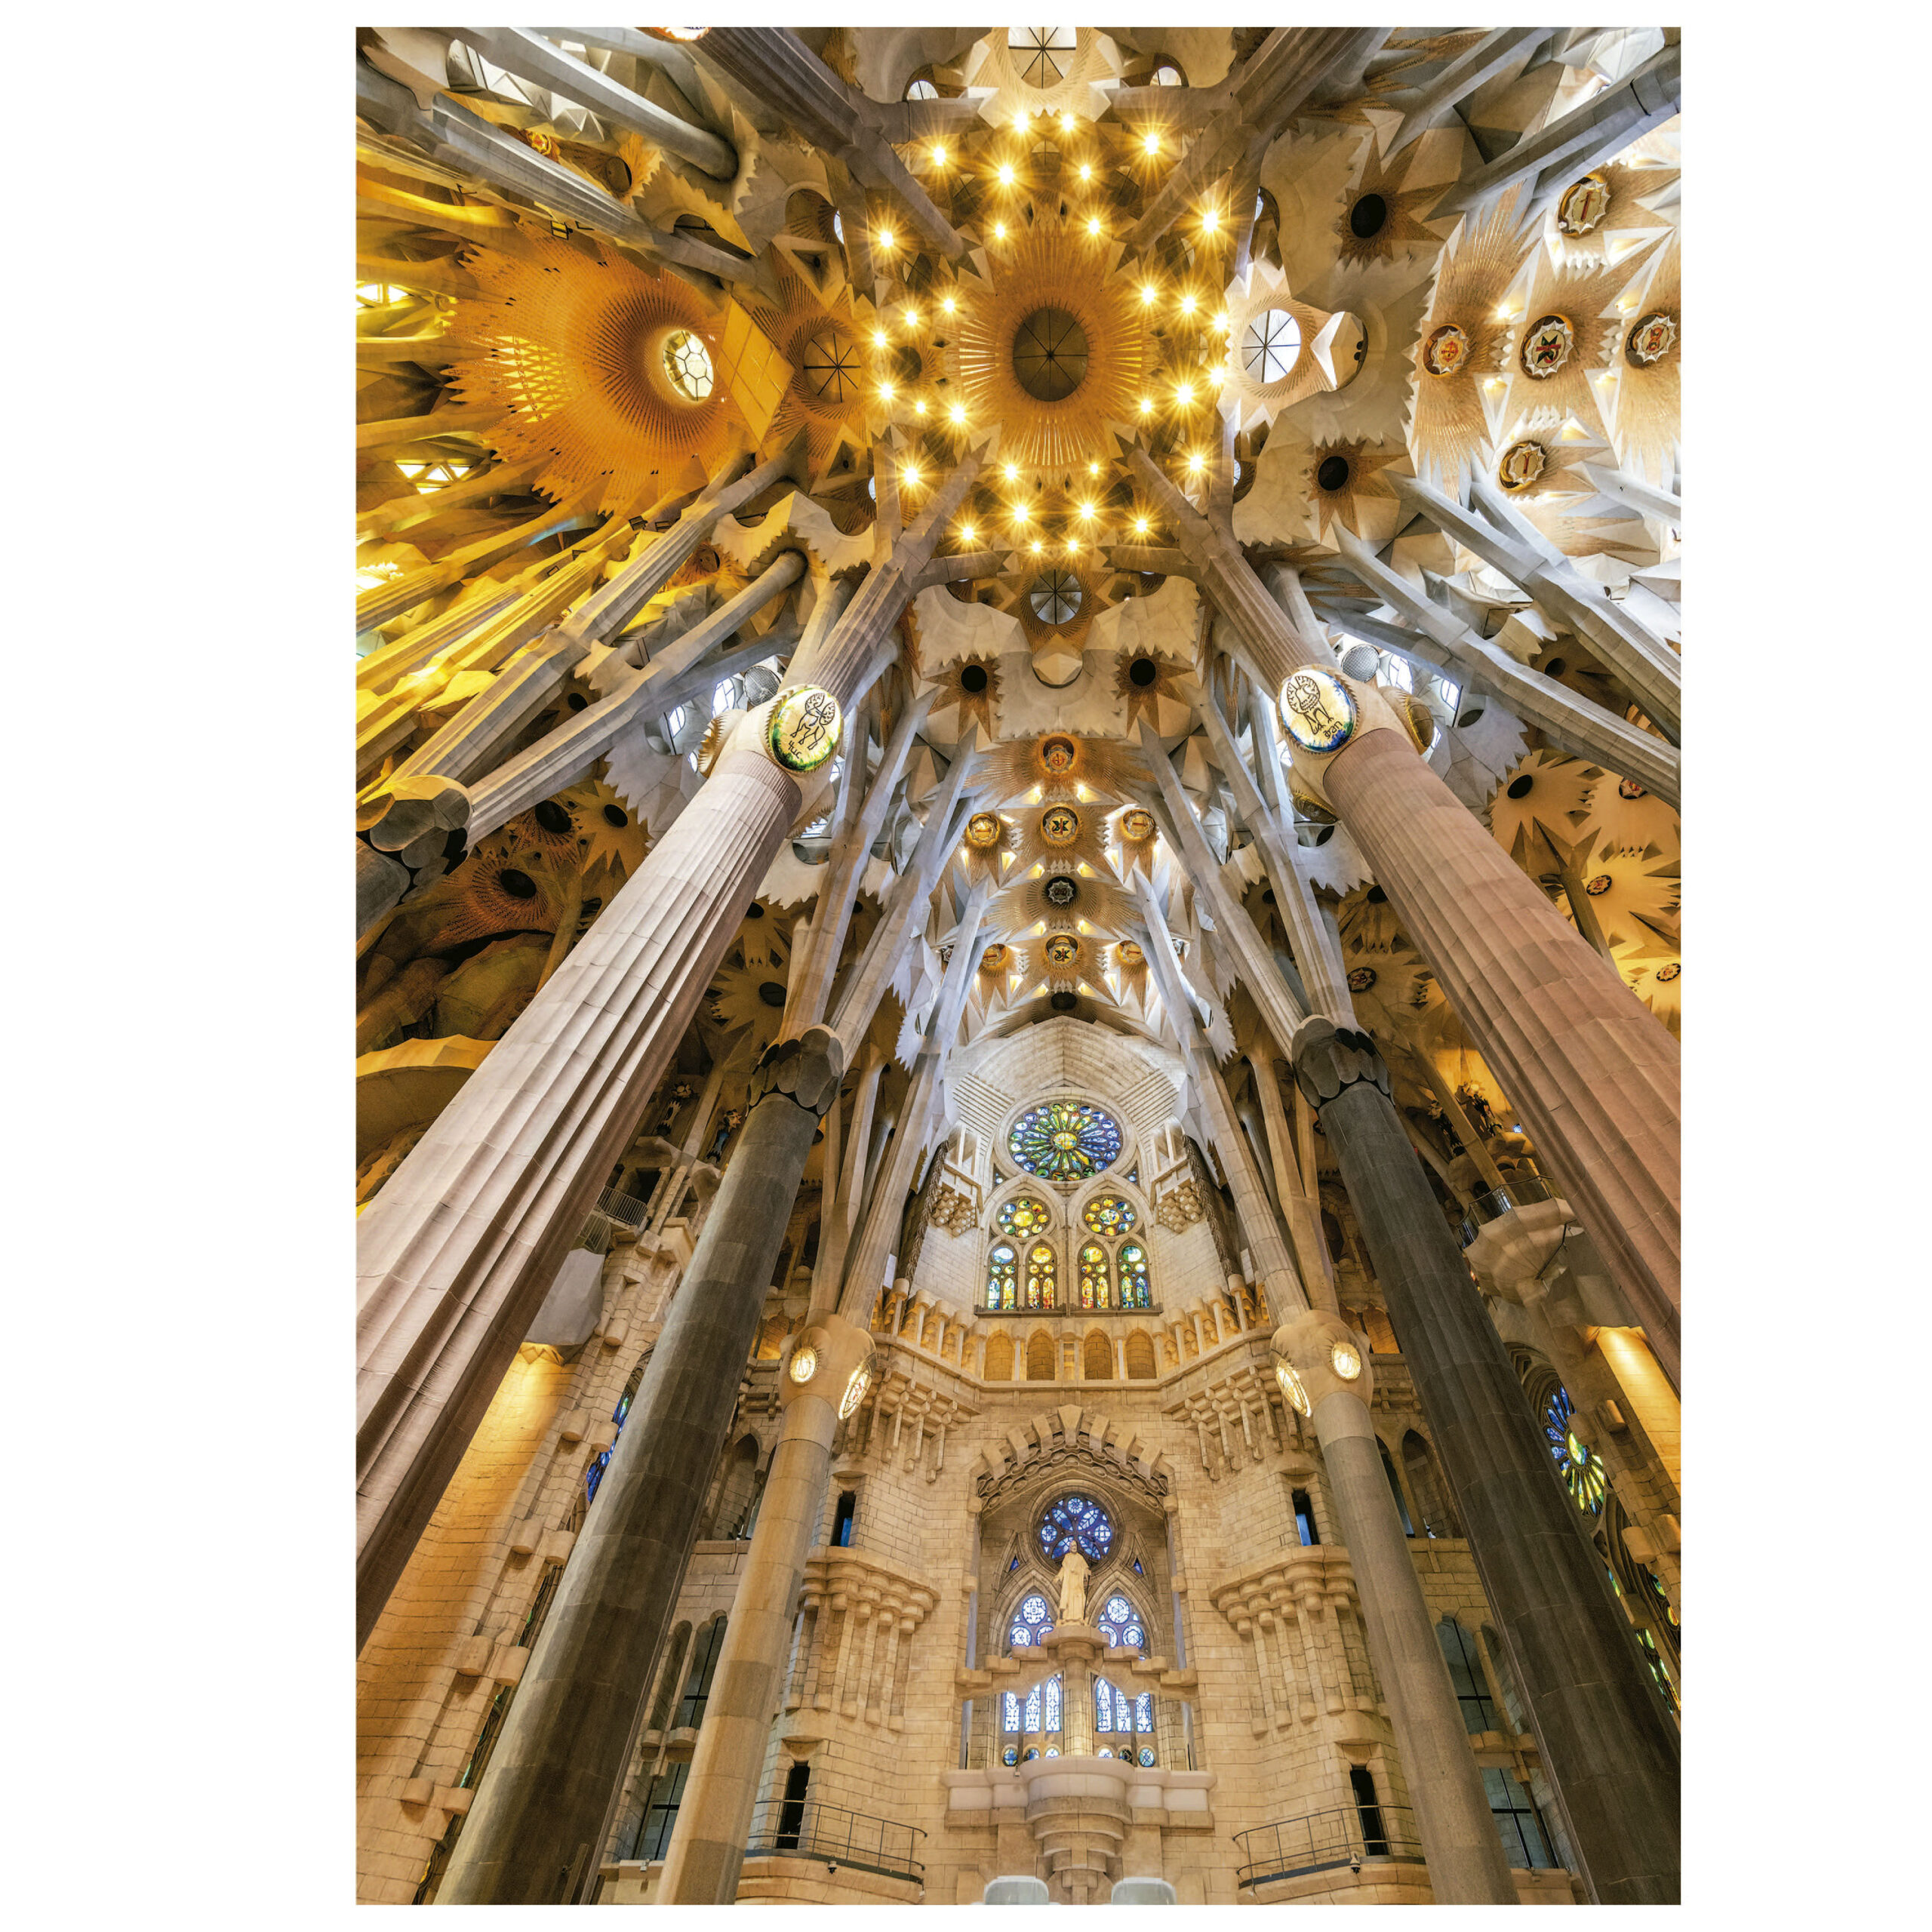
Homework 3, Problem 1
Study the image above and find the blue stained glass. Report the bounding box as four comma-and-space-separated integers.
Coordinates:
1099, 1595, 1144, 1649
1009, 1100, 1124, 1180
1095, 1681, 1112, 1731
1138, 1746, 1155, 1767
1024, 1684, 1041, 1730
1543, 1384, 1607, 1515
1044, 1675, 1062, 1732
1038, 1494, 1115, 1562
1009, 1593, 1054, 1649
1134, 1692, 1152, 1732
1003, 1745, 1019, 1765
1117, 1242, 1152, 1309
1003, 1692, 1020, 1732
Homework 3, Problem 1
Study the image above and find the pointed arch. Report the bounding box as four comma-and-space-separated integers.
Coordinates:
1026, 1329, 1057, 1381
984, 1330, 1015, 1380
1083, 1329, 1113, 1380
1025, 1241, 1058, 1309
1124, 1330, 1157, 1380
1078, 1241, 1110, 1309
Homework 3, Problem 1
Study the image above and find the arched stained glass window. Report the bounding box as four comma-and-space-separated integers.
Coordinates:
987, 1243, 1018, 1310
1094, 1678, 1131, 1732
1118, 1242, 1151, 1308
1081, 1194, 1137, 1237
1003, 1691, 1021, 1731
1098, 1595, 1143, 1649
1079, 1241, 1110, 1309
1026, 1242, 1057, 1309
1009, 1592, 1054, 1648
1024, 1683, 1041, 1731
1039, 1493, 1114, 1562
1134, 1691, 1153, 1733
1543, 1385, 1607, 1515
1009, 1100, 1123, 1180
1044, 1675, 1062, 1733
998, 1195, 1051, 1238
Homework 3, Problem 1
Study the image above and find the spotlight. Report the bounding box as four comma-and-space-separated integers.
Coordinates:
877, 380, 894, 400
1004, 463, 1020, 482
873, 329, 888, 347
1179, 291, 1197, 315
942, 294, 957, 315
1174, 382, 1193, 405
1143, 131, 1160, 153
998, 163, 1015, 186
877, 229, 895, 250
1133, 516, 1149, 535
1078, 500, 1095, 519
993, 220, 1008, 240
1088, 217, 1102, 236
1078, 162, 1092, 181
949, 401, 966, 424
1186, 451, 1204, 474
960, 521, 977, 543
931, 145, 947, 166
1140, 285, 1157, 306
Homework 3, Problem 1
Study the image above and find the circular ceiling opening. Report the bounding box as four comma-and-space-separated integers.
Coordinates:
746, 902, 764, 918
1506, 775, 1534, 800
1013, 307, 1090, 401
602, 804, 628, 826
1366, 884, 1388, 904
1029, 570, 1083, 626
1050, 991, 1079, 1012
1128, 657, 1158, 687
1316, 455, 1352, 491
663, 330, 715, 401
498, 868, 537, 901
960, 663, 989, 694
1349, 193, 1388, 239
801, 328, 859, 403
534, 800, 572, 834
1241, 308, 1303, 384
758, 981, 787, 1007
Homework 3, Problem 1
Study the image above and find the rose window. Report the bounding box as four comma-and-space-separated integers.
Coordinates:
1038, 1492, 1115, 1562
1009, 1100, 1121, 1180
1081, 1194, 1136, 1236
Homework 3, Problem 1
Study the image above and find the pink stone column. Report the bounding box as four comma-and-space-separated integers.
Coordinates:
355, 748, 801, 1649
1323, 730, 1680, 1388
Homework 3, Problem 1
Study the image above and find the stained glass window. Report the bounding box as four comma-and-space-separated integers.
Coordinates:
1081, 1194, 1137, 1236
1094, 1679, 1130, 1731
1009, 1592, 1054, 1649
1138, 1746, 1155, 1767
1098, 1595, 1144, 1649
1024, 1684, 1041, 1731
1134, 1691, 1153, 1733
1039, 1493, 1115, 1562
998, 1195, 1051, 1238
1118, 1242, 1151, 1308
1025, 1241, 1057, 1309
1079, 1242, 1110, 1309
1003, 1744, 1019, 1765
1003, 1691, 1021, 1731
1044, 1675, 1061, 1732
1124, 1165, 1138, 1185
1008, 1100, 1123, 1180
1542, 1386, 1607, 1515
986, 1243, 1017, 1311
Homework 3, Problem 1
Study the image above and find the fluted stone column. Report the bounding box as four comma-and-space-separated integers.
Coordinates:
1292, 1017, 1680, 1905
437, 1027, 845, 1905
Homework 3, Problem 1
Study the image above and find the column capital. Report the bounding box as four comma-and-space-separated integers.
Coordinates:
1272, 1307, 1375, 1412
1288, 1017, 1390, 1107
749, 1025, 845, 1118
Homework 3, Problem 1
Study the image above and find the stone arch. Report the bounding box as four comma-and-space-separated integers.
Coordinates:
645, 1620, 693, 1733
1124, 1330, 1157, 1380
707, 1433, 761, 1537
984, 1330, 1016, 1380
1026, 1329, 1057, 1381
1083, 1330, 1113, 1380
1401, 1427, 1462, 1537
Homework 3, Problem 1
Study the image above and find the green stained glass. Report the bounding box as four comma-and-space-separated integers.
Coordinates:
1543, 1385, 1606, 1515
1009, 1100, 1123, 1180
1078, 1241, 1109, 1309
987, 1242, 1017, 1311
1025, 1241, 1057, 1309
998, 1195, 1051, 1238
1118, 1242, 1151, 1308
1081, 1194, 1137, 1236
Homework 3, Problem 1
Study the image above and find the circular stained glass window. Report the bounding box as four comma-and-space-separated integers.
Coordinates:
1521, 314, 1575, 380
663, 330, 715, 401
1009, 1591, 1055, 1647
1082, 1195, 1137, 1237
1498, 440, 1546, 492
1003, 1745, 1019, 1766
1013, 308, 1090, 401
998, 1196, 1051, 1238
801, 328, 860, 403
1030, 571, 1083, 626
1044, 875, 1078, 907
1116, 940, 1144, 966
967, 811, 1004, 848
1010, 1100, 1122, 1180
1097, 1594, 1144, 1648
1044, 934, 1078, 968
1543, 1385, 1607, 1515
1120, 808, 1155, 842
1241, 308, 1303, 385
1040, 805, 1081, 846
1039, 1493, 1115, 1562
1422, 324, 1469, 377
1138, 1746, 1155, 1767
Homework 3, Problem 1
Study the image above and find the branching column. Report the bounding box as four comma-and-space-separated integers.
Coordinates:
1291, 1018, 1681, 1905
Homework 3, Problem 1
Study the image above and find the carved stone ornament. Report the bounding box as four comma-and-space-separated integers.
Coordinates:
1119, 808, 1155, 842
1278, 666, 1358, 754
968, 811, 1004, 848
1039, 733, 1078, 774
1045, 934, 1079, 968
1498, 440, 1547, 492
1115, 940, 1144, 966
1346, 965, 1377, 992
1421, 323, 1469, 378
747, 1024, 846, 1118
1041, 805, 1081, 846
1044, 875, 1078, 907
1556, 171, 1611, 236
982, 943, 1012, 972
1520, 313, 1576, 380
767, 685, 843, 773
1626, 312, 1677, 367
1289, 1015, 1392, 1107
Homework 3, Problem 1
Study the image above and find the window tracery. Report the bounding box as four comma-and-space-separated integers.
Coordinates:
1117, 1241, 1152, 1308
986, 1242, 1017, 1309
1078, 1241, 1109, 1309
1008, 1592, 1054, 1649
997, 1195, 1051, 1238
1097, 1594, 1143, 1649
1038, 1493, 1114, 1562
1008, 1100, 1122, 1180
1543, 1385, 1607, 1515
1081, 1193, 1136, 1236
1024, 1241, 1057, 1309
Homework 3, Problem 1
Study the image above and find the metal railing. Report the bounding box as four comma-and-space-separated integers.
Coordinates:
743, 1798, 924, 1883
1456, 1173, 1554, 1247
594, 1185, 654, 1228
1233, 1804, 1423, 1887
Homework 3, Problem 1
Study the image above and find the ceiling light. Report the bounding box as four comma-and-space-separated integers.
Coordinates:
1186, 451, 1204, 474
949, 401, 966, 423
913, 399, 928, 416
1060, 112, 1075, 133
993, 220, 1008, 239
1138, 395, 1152, 414
1214, 312, 1230, 334
1013, 503, 1029, 521
1143, 131, 1160, 153
1087, 217, 1102, 235
960, 521, 977, 543
874, 329, 888, 347
1179, 291, 1197, 315
1174, 383, 1193, 405
998, 163, 1015, 186
1004, 463, 1020, 482
1201, 208, 1220, 230
904, 307, 918, 326
1087, 460, 1100, 477
1066, 537, 1081, 553
1134, 516, 1149, 535
1078, 162, 1092, 181
1078, 500, 1095, 519
877, 229, 896, 250
931, 145, 947, 166
903, 462, 921, 484
1030, 538, 1043, 553
1140, 284, 1157, 306
878, 380, 894, 399
942, 294, 957, 315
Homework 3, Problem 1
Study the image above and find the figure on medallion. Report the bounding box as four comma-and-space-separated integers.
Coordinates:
1058, 1546, 1089, 1625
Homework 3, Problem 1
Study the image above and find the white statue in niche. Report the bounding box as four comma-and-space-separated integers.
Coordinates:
1058, 1547, 1089, 1624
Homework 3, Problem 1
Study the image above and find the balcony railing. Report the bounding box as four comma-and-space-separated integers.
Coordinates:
743, 1798, 925, 1884
1455, 1172, 1555, 1247
1233, 1804, 1424, 1887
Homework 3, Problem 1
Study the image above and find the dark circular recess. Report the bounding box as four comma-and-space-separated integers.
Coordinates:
1262, 889, 1276, 905
534, 800, 572, 834
1012, 307, 1090, 402
498, 868, 537, 901
1349, 193, 1388, 239
1050, 991, 1079, 1012
758, 981, 787, 1008
601, 804, 628, 827
1128, 657, 1158, 688
961, 663, 989, 694
566, 693, 589, 712
1544, 657, 1567, 677
1316, 455, 1352, 492
746, 902, 765, 918
1506, 775, 1534, 800
1366, 884, 1388, 904
1045, 876, 1078, 907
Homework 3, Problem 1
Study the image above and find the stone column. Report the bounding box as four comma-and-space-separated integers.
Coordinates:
1244, 1044, 1337, 1305
1291, 1017, 1681, 1905
437, 1028, 844, 1904
651, 887, 992, 1903
1138, 461, 1680, 1382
